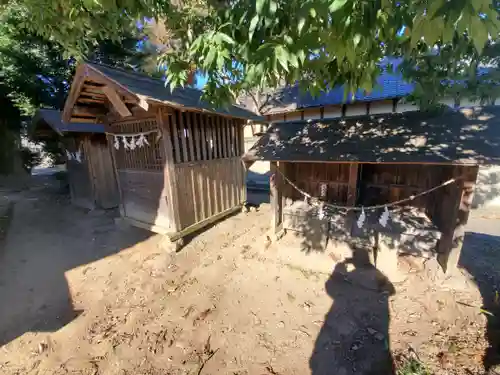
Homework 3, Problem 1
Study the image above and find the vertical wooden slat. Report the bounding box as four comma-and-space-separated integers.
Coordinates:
216, 116, 223, 158
195, 114, 202, 161
347, 163, 359, 205
206, 116, 212, 160
206, 165, 212, 217
157, 108, 181, 231
229, 119, 236, 156
212, 162, 219, 214
171, 112, 181, 163
186, 112, 195, 162
224, 118, 231, 158
270, 162, 283, 234
179, 111, 189, 163
198, 166, 207, 220
200, 114, 207, 160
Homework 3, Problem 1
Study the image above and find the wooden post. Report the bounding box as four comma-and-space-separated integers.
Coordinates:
437, 166, 479, 273
347, 163, 359, 205
270, 161, 284, 236
157, 108, 182, 233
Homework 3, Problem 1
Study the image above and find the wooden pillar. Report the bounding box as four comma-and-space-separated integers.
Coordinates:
347, 163, 359, 206
157, 107, 182, 233
437, 166, 479, 273
270, 161, 284, 235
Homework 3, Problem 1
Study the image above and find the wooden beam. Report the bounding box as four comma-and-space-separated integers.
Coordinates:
437, 166, 479, 273
270, 162, 284, 235
73, 105, 106, 117
101, 85, 132, 118
77, 97, 105, 104
137, 95, 149, 112
70, 117, 96, 123
347, 163, 359, 205
158, 108, 182, 232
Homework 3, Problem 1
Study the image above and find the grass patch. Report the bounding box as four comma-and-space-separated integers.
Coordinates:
396, 357, 432, 375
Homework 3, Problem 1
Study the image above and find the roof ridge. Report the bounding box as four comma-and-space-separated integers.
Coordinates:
86, 61, 205, 94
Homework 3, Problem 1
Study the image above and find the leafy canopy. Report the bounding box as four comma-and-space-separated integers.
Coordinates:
7, 0, 500, 106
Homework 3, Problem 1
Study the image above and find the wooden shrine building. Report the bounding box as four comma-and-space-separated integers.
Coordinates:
243, 107, 500, 272
62, 63, 261, 248
32, 109, 119, 209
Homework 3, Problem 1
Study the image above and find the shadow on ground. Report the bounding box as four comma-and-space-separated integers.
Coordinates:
310, 248, 395, 375
0, 176, 151, 346
460, 230, 500, 372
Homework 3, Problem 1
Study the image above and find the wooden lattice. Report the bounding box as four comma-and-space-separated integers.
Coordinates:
167, 110, 243, 164
110, 118, 164, 171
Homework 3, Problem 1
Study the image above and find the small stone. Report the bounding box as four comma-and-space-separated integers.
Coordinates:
277, 321, 285, 328
367, 327, 378, 335
374, 332, 385, 341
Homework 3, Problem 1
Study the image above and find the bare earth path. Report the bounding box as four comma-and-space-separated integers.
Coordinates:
0, 183, 499, 375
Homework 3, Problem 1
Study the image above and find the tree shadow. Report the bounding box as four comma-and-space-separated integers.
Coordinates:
310, 247, 396, 375
0, 176, 151, 346
459, 230, 500, 372
472, 168, 500, 209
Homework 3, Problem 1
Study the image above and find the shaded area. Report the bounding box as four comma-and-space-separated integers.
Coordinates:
0, 176, 151, 346
460, 229, 500, 372
244, 106, 500, 165
310, 248, 395, 375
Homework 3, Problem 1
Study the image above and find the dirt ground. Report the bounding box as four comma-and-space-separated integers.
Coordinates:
1, 178, 500, 375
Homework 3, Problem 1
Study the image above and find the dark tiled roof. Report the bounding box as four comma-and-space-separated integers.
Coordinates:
263, 72, 414, 114
88, 63, 262, 121
33, 109, 105, 134
243, 106, 500, 165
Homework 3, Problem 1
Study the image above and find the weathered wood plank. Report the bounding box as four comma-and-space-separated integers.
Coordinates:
216, 116, 223, 158
170, 112, 181, 163
101, 86, 132, 118
200, 114, 207, 161
347, 163, 359, 205
179, 111, 189, 163
270, 162, 284, 234
437, 166, 479, 273
158, 108, 182, 231
186, 112, 195, 162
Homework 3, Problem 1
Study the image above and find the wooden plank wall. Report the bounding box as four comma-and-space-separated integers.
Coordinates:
174, 158, 244, 229
284, 162, 352, 204
66, 136, 95, 209
164, 109, 246, 231
110, 117, 171, 230
358, 164, 452, 209
88, 135, 119, 209
117, 169, 171, 229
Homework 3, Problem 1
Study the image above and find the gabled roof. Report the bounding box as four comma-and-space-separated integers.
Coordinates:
32, 109, 104, 136
243, 106, 500, 166
63, 62, 262, 123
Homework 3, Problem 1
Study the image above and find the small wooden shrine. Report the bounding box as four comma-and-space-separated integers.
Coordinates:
243, 107, 500, 272
62, 63, 261, 248
32, 109, 118, 209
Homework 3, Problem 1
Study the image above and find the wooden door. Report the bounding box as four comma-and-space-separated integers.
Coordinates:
66, 137, 95, 209
88, 137, 119, 209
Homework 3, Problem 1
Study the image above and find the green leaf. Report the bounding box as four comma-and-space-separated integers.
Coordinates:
205, 48, 216, 68
216, 32, 235, 45
288, 53, 299, 68
309, 8, 317, 18
329, 0, 348, 13
298, 17, 306, 35
275, 45, 289, 71
269, 1, 277, 15
249, 15, 259, 41
256, 0, 266, 15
